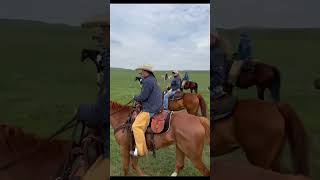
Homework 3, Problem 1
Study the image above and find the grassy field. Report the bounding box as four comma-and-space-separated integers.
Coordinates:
217, 28, 320, 178
110, 68, 210, 176
0, 19, 99, 138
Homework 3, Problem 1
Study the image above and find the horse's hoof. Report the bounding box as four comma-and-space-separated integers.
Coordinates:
171, 172, 178, 176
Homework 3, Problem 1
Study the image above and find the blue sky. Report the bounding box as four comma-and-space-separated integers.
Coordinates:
110, 4, 210, 71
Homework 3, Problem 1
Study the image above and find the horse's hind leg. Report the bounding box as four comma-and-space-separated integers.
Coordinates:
180, 135, 209, 176
189, 155, 210, 176
171, 145, 186, 176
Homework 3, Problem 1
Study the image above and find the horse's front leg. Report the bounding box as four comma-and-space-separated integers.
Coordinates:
119, 145, 130, 176
131, 157, 146, 176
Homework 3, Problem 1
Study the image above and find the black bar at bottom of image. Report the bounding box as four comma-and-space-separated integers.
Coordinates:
111, 176, 210, 180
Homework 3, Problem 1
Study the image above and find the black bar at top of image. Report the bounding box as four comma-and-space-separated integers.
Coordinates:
110, 0, 209, 4
111, 176, 210, 180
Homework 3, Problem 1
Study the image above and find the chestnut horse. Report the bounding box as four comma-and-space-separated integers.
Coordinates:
136, 77, 207, 117
212, 159, 311, 180
224, 58, 281, 102
212, 100, 310, 177
167, 93, 207, 117
0, 124, 72, 180
110, 101, 210, 176
224, 57, 281, 101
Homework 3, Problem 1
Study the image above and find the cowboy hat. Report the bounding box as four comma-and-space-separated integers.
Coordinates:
136, 64, 154, 73
172, 70, 179, 75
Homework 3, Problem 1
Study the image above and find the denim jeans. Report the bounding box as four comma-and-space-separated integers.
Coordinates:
163, 89, 176, 110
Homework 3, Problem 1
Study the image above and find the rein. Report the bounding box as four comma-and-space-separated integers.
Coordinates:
0, 112, 79, 170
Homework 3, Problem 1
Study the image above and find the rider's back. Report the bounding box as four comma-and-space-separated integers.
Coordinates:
139, 75, 162, 113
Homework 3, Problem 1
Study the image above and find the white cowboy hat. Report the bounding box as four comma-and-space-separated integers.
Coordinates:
136, 64, 154, 73
172, 70, 179, 75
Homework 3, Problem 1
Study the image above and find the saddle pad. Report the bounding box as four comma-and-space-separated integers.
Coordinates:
150, 111, 172, 134
213, 95, 237, 121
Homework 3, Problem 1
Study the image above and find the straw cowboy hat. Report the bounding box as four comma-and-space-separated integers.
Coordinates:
136, 64, 154, 73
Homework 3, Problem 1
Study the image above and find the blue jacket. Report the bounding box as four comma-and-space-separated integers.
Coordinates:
238, 37, 252, 60
171, 76, 181, 91
134, 75, 162, 113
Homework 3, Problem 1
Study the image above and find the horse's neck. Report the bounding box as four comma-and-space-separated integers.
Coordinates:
109, 102, 132, 129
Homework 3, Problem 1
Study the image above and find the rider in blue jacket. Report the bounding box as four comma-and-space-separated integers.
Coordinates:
238, 32, 252, 61
163, 70, 181, 110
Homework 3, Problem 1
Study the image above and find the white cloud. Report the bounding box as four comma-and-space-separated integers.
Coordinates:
110, 4, 210, 70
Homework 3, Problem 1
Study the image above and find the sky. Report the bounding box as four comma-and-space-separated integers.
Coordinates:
110, 4, 210, 71
212, 0, 320, 29
0, 0, 108, 26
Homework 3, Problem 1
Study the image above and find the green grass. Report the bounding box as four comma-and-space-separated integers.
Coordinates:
0, 19, 99, 138
110, 68, 210, 176
217, 28, 320, 178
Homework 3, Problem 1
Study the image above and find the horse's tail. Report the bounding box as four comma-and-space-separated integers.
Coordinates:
277, 103, 310, 177
195, 83, 198, 93
197, 94, 207, 117
199, 117, 210, 145
271, 66, 281, 101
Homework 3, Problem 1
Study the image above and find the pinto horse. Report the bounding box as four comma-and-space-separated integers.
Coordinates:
212, 99, 310, 177
182, 81, 198, 93
110, 101, 210, 176
224, 56, 281, 102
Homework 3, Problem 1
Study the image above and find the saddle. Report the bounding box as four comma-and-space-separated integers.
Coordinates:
213, 94, 237, 121
241, 60, 256, 73
149, 110, 173, 134
170, 91, 183, 101
126, 104, 174, 157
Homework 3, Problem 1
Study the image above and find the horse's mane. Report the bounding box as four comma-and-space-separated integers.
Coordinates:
110, 101, 131, 111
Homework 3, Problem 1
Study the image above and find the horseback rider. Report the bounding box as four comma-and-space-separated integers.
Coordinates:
181, 71, 190, 88
163, 70, 182, 110
130, 64, 163, 157
238, 32, 252, 61
237, 32, 254, 72
211, 32, 227, 98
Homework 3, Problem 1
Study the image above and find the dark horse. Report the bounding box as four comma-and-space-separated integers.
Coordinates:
224, 53, 281, 102
183, 81, 198, 93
